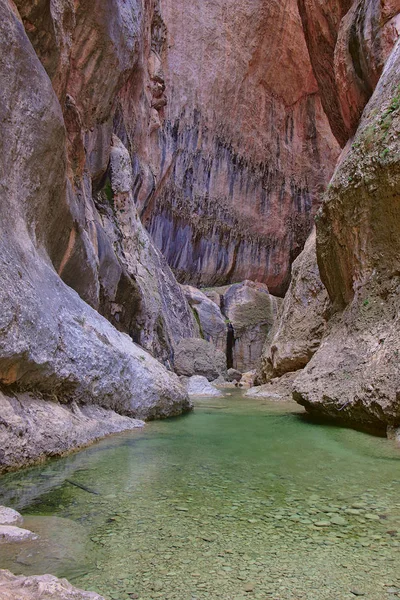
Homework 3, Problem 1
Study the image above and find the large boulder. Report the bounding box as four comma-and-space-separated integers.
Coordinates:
260, 230, 329, 381
223, 281, 281, 372
293, 40, 400, 433
174, 339, 227, 381
181, 376, 223, 398
181, 285, 227, 353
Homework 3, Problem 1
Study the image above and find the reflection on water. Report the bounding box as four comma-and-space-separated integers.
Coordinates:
0, 391, 400, 600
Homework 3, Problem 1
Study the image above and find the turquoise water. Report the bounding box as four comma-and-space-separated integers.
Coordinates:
0, 392, 400, 600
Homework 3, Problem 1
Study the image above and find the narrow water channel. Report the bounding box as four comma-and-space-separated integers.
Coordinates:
0, 391, 400, 600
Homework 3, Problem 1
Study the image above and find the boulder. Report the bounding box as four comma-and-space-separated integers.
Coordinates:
182, 376, 223, 398
0, 392, 145, 473
0, 570, 104, 600
181, 285, 227, 353
260, 230, 329, 381
227, 368, 242, 382
174, 338, 227, 381
223, 281, 281, 372
0, 527, 38, 544
0, 507, 23, 528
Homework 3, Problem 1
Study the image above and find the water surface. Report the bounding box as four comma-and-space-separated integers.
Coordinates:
1, 391, 400, 600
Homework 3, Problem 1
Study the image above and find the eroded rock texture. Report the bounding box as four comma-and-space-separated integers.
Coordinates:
294, 40, 400, 432
0, 570, 104, 600
299, 0, 400, 145
260, 230, 329, 381
125, 0, 340, 295
0, 1, 192, 472
14, 0, 197, 364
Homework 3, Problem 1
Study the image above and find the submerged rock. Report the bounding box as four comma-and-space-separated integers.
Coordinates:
0, 527, 38, 545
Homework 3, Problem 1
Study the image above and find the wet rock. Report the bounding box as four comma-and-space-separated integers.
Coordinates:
0, 526, 38, 544
174, 339, 227, 381
0, 569, 104, 599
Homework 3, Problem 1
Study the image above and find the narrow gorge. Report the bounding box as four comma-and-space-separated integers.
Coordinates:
0, 0, 399, 599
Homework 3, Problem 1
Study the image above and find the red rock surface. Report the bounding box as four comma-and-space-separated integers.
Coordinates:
299, 0, 400, 145
120, 0, 340, 295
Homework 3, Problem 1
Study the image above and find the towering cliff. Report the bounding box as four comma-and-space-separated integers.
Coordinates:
0, 0, 195, 471
260, 0, 400, 433
14, 0, 198, 365
125, 0, 339, 295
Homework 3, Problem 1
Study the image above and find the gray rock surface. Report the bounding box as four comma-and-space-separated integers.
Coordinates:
0, 392, 146, 473
223, 281, 281, 372
174, 339, 227, 381
0, 2, 191, 473
227, 368, 242, 382
0, 527, 38, 545
245, 372, 298, 401
0, 507, 23, 528
293, 40, 400, 432
260, 230, 329, 381
181, 285, 227, 353
0, 570, 104, 600
182, 376, 223, 398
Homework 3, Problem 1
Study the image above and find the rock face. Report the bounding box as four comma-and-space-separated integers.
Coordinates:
131, 0, 340, 295
294, 40, 400, 432
223, 282, 281, 372
0, 570, 104, 600
298, 0, 400, 145
0, 392, 147, 473
12, 0, 197, 365
0, 1, 192, 472
181, 286, 226, 353
260, 230, 329, 381
174, 339, 227, 381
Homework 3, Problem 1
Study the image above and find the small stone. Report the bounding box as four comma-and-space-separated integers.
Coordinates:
314, 521, 331, 527
244, 583, 255, 592
331, 515, 348, 526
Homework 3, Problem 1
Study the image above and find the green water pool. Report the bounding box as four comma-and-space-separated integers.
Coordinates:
0, 392, 400, 600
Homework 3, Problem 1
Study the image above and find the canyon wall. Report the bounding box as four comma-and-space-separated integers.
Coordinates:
259, 0, 400, 433
125, 0, 340, 296
14, 0, 198, 366
0, 0, 194, 471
